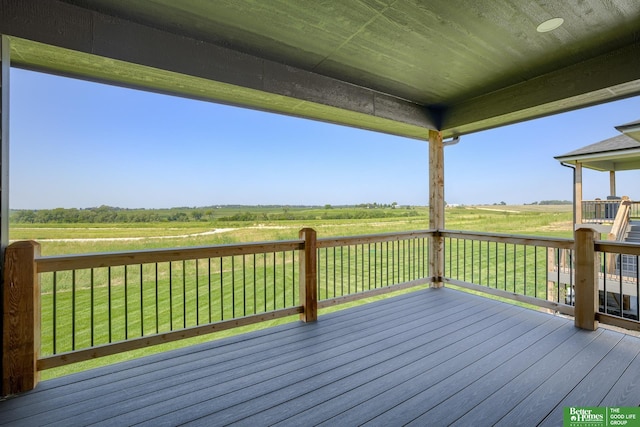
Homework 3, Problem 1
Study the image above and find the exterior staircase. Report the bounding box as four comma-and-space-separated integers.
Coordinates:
625, 220, 640, 244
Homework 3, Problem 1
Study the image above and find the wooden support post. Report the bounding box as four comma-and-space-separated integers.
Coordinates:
2, 241, 41, 396
609, 171, 616, 197
574, 228, 598, 331
299, 228, 317, 322
1, 35, 9, 252
429, 129, 444, 287
575, 162, 583, 225
0, 35, 10, 393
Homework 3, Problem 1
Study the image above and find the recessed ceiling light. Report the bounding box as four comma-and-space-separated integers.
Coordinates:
537, 17, 564, 33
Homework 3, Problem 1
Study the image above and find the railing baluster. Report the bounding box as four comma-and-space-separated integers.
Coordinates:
292, 250, 296, 307
208, 258, 213, 323
220, 257, 224, 320
108, 267, 112, 343
263, 253, 267, 313
513, 244, 517, 293
374, 242, 378, 289
155, 263, 159, 333
323, 247, 328, 298
333, 246, 337, 295
494, 242, 499, 289
53, 272, 57, 354
195, 259, 199, 325
232, 256, 236, 318
386, 241, 389, 287
242, 255, 247, 317
619, 253, 624, 318
140, 264, 144, 337
282, 251, 286, 307
368, 243, 371, 290
354, 244, 357, 293
486, 241, 490, 287
124, 265, 128, 340
169, 262, 173, 330
253, 253, 257, 315
182, 260, 186, 329
72, 270, 76, 351
90, 269, 94, 347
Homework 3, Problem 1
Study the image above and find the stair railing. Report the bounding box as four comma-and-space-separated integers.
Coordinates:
606, 197, 631, 273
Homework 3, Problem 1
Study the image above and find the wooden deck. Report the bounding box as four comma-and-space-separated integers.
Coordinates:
1, 287, 639, 426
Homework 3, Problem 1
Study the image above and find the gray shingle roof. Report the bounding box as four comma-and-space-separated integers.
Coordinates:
616, 119, 640, 129
555, 134, 640, 159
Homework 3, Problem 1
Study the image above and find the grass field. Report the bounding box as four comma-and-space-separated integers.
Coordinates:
9, 204, 574, 380
10, 204, 573, 255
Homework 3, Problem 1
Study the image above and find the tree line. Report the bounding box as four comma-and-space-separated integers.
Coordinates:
10, 205, 420, 224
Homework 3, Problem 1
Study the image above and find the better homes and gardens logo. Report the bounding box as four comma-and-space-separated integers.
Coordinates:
564, 407, 640, 427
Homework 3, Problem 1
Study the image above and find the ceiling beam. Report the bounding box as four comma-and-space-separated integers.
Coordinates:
0, 0, 437, 140
442, 41, 640, 138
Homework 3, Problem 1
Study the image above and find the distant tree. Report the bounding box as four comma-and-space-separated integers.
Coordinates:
325, 204, 333, 209
538, 200, 571, 205
168, 212, 189, 222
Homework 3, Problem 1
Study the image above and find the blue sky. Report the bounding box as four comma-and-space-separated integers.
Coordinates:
9, 68, 640, 209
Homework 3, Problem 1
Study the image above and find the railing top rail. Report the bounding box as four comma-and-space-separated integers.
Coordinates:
440, 229, 574, 249
595, 240, 640, 256
317, 229, 434, 248
35, 239, 304, 273
608, 199, 631, 241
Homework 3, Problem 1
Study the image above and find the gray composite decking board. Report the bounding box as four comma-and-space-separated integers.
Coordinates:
494, 330, 625, 426
449, 328, 608, 426
345, 318, 580, 427
19, 290, 472, 426
1, 288, 640, 427
93, 294, 511, 426
180, 304, 534, 426
274, 316, 570, 427
400, 318, 576, 426
538, 334, 640, 427
599, 345, 640, 407
3, 292, 452, 426
0, 289, 446, 424
241, 309, 562, 427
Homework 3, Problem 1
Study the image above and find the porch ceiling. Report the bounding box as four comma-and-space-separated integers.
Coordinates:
2, 1, 640, 139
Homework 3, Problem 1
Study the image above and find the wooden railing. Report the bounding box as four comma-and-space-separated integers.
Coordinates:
3, 227, 640, 396
608, 198, 631, 242
317, 231, 432, 308
582, 199, 621, 223
596, 240, 640, 329
2, 229, 432, 395
582, 197, 640, 223
440, 230, 575, 315
631, 201, 640, 219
